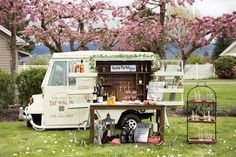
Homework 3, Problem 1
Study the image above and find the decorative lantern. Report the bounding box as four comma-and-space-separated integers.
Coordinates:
102, 113, 115, 137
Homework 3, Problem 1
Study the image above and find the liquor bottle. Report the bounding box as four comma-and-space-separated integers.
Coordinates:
145, 64, 148, 72
79, 60, 84, 73
93, 86, 97, 103
140, 64, 144, 72
103, 92, 107, 101
100, 87, 104, 96
97, 87, 104, 103
74, 62, 80, 72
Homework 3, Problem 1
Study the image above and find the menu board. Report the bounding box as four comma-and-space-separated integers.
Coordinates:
134, 123, 150, 143
146, 82, 165, 101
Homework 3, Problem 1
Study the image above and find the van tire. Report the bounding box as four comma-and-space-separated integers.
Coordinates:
27, 114, 42, 128
27, 121, 32, 128
120, 114, 141, 129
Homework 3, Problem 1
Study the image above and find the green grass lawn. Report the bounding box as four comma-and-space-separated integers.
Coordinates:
0, 117, 236, 157
184, 79, 236, 83
184, 84, 236, 109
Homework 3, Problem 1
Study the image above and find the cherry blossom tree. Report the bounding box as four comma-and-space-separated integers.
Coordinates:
109, 0, 236, 65
22, 0, 110, 53
166, 13, 236, 66
0, 0, 28, 73
97, 28, 119, 50
108, 0, 197, 58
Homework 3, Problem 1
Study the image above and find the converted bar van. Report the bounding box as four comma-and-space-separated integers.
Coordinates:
20, 51, 160, 130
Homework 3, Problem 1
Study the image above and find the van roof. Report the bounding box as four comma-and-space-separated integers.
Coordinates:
52, 51, 154, 60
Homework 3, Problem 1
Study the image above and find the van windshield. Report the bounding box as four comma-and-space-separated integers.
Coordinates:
48, 61, 67, 86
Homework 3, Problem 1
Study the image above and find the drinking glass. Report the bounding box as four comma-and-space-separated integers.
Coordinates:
107, 96, 113, 105
131, 90, 137, 101
125, 90, 130, 101
111, 96, 116, 105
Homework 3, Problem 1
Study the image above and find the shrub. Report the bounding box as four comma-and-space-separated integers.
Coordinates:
0, 70, 14, 111
25, 55, 51, 65
214, 56, 236, 79
187, 54, 204, 64
16, 68, 46, 106
232, 65, 236, 79
216, 69, 234, 79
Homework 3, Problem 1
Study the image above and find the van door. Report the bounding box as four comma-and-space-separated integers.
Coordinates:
43, 60, 88, 128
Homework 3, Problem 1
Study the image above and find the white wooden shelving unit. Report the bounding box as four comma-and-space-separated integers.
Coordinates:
153, 60, 184, 106
67, 70, 97, 109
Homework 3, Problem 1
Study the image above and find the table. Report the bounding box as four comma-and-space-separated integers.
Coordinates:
89, 104, 165, 144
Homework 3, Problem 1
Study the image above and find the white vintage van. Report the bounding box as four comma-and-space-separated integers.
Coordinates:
19, 51, 162, 130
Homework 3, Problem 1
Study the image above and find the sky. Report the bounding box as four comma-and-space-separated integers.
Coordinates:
105, 0, 236, 17
188, 0, 236, 17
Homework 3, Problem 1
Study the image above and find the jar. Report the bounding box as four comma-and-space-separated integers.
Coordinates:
97, 96, 103, 103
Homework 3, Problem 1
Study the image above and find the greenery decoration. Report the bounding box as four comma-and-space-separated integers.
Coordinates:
88, 53, 160, 72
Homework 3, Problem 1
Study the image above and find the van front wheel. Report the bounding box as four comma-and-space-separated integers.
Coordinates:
120, 114, 141, 129
27, 121, 32, 128
26, 114, 42, 128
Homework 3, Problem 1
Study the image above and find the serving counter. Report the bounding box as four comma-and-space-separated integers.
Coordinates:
89, 103, 165, 144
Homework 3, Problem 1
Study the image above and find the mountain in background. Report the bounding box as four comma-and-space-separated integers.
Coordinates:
31, 43, 215, 58
165, 43, 215, 58
31, 43, 98, 55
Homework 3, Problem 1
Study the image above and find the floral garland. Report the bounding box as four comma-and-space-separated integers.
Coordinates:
89, 53, 160, 72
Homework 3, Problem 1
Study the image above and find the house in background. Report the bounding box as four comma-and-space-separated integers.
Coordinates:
0, 25, 29, 72
220, 40, 236, 57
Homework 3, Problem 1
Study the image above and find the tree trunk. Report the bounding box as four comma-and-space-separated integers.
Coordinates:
9, 1, 17, 104
10, 5, 17, 74
158, 3, 166, 60
157, 3, 166, 82
183, 57, 187, 68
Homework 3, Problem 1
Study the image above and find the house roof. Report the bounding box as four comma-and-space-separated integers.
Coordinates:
18, 50, 32, 57
220, 40, 236, 57
0, 25, 27, 46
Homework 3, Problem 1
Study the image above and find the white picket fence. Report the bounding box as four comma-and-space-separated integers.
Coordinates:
18, 64, 48, 73
184, 63, 216, 80
18, 63, 216, 80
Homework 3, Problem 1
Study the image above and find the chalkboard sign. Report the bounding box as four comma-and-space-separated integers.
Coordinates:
134, 123, 150, 143
146, 82, 165, 101
110, 65, 136, 72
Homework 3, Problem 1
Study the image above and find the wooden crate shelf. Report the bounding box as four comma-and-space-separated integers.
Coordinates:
187, 118, 215, 123
188, 138, 216, 144
96, 61, 152, 101
187, 100, 216, 104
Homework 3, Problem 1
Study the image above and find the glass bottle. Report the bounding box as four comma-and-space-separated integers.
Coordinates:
79, 60, 84, 73
140, 64, 144, 72
93, 86, 97, 103
145, 64, 148, 72
74, 61, 80, 73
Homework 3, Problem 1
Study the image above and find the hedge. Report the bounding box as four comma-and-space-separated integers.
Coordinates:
214, 56, 236, 79
16, 68, 47, 106
0, 70, 14, 111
